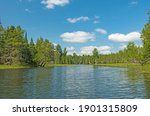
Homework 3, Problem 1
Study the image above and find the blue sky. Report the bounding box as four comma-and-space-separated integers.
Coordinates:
0, 0, 149, 55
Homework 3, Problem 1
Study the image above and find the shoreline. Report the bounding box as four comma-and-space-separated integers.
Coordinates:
0, 65, 32, 69
0, 63, 150, 75
0, 64, 73, 69
95, 63, 150, 74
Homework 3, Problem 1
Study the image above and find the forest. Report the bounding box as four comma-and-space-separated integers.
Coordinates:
0, 12, 150, 67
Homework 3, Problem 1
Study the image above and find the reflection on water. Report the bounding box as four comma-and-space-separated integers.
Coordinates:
143, 76, 150, 98
0, 65, 150, 99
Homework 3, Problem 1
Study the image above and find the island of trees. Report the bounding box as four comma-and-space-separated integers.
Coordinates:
0, 12, 150, 67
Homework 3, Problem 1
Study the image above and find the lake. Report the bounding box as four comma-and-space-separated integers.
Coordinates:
0, 65, 150, 99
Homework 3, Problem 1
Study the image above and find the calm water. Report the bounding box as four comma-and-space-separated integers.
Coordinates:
0, 65, 150, 99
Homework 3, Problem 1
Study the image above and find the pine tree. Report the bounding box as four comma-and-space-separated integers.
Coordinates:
92, 48, 99, 64
33, 38, 53, 67
55, 44, 62, 63
62, 48, 67, 64
28, 38, 35, 64
141, 11, 150, 64
21, 31, 31, 64
0, 21, 4, 64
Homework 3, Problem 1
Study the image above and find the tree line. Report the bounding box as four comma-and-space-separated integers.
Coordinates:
0, 24, 67, 66
0, 11, 150, 66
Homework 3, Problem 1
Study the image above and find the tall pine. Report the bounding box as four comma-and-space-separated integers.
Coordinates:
141, 11, 150, 64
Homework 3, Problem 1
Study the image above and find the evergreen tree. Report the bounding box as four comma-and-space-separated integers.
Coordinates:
55, 44, 62, 63
0, 21, 4, 64
21, 32, 31, 64
2, 26, 25, 64
92, 48, 99, 64
33, 38, 53, 67
141, 11, 150, 64
62, 48, 67, 64
29, 38, 35, 64
125, 42, 138, 63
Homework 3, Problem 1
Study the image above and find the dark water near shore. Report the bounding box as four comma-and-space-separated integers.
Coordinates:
0, 65, 150, 99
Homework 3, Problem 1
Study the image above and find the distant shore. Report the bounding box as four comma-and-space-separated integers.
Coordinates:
0, 64, 73, 69
0, 63, 150, 75
95, 63, 150, 75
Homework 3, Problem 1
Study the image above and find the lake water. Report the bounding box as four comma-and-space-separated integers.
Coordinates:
0, 65, 150, 99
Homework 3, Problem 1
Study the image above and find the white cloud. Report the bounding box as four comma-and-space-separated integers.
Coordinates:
25, 8, 31, 12
80, 46, 111, 55
19, 0, 32, 2
108, 32, 141, 42
41, 0, 70, 9
95, 28, 107, 34
130, 1, 138, 5
67, 16, 90, 23
60, 31, 96, 43
93, 20, 99, 24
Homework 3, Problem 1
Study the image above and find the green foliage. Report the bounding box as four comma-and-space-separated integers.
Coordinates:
61, 48, 67, 64
54, 44, 63, 64
0, 25, 26, 64
33, 38, 53, 67
92, 48, 99, 57
29, 38, 35, 64
92, 48, 99, 64
0, 22, 4, 63
56, 44, 62, 56
141, 12, 150, 64
0, 24, 54, 67
98, 43, 143, 64
125, 42, 141, 63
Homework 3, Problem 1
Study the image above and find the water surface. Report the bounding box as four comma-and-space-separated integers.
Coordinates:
0, 65, 150, 99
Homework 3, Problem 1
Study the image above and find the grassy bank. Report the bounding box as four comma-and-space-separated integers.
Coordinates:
1, 63, 150, 75
95, 63, 150, 74
0, 64, 73, 69
45, 64, 74, 67
0, 65, 31, 69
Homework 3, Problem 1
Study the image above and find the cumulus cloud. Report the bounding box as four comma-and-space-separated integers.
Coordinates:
25, 8, 31, 12
60, 31, 96, 43
108, 32, 141, 42
41, 0, 70, 9
93, 20, 99, 24
67, 16, 90, 23
19, 0, 32, 2
130, 1, 138, 5
80, 46, 111, 55
95, 28, 107, 35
